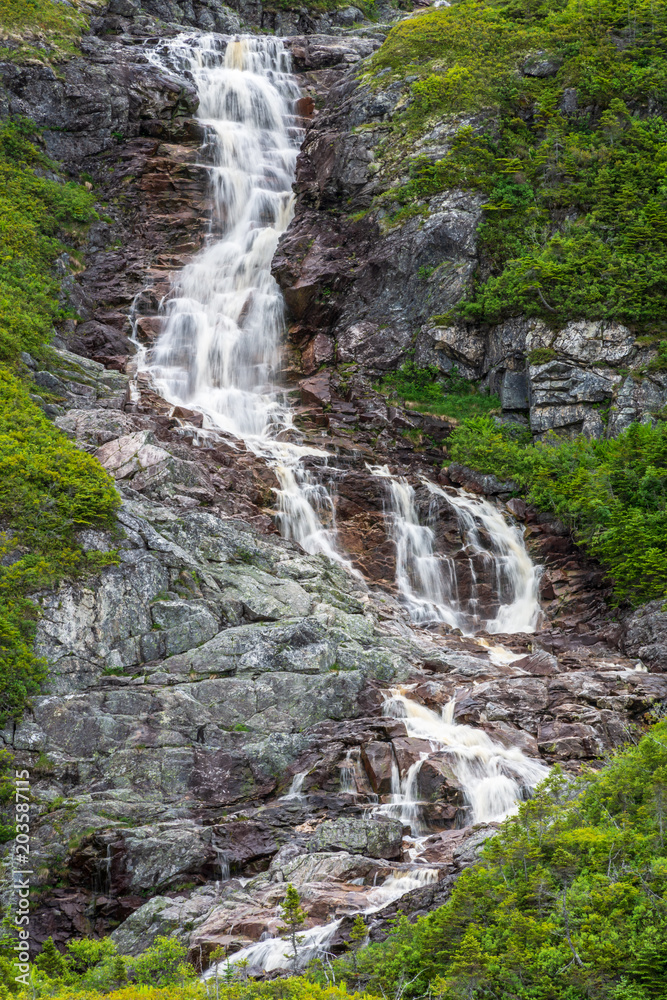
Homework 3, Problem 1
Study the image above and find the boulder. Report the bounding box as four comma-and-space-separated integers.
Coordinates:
623, 600, 667, 671
417, 756, 465, 805
537, 721, 602, 759
309, 816, 403, 859
391, 736, 433, 776
361, 741, 394, 794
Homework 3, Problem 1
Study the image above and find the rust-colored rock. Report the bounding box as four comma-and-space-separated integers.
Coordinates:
361, 741, 394, 794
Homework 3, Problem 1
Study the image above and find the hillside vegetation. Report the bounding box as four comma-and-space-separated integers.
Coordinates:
0, 0, 96, 63
9, 723, 667, 999
368, 0, 667, 329
0, 118, 119, 728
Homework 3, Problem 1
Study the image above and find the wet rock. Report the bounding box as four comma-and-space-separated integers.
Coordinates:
309, 816, 403, 858
212, 820, 280, 871
361, 741, 394, 794
417, 756, 465, 805
391, 736, 433, 775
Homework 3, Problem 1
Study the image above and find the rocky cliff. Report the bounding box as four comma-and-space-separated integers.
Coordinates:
1, 0, 667, 980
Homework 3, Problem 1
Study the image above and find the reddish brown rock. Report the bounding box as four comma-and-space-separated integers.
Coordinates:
361, 741, 394, 794
300, 373, 332, 406
417, 756, 464, 805
391, 737, 433, 776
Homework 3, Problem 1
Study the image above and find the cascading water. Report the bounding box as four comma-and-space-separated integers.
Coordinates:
141, 34, 351, 568
381, 690, 549, 827
136, 32, 551, 976
428, 481, 542, 634
371, 466, 541, 634
207, 867, 440, 975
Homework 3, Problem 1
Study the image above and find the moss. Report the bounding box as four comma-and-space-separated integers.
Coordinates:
0, 119, 97, 362
528, 346, 557, 364
0, 119, 120, 726
0, 0, 96, 63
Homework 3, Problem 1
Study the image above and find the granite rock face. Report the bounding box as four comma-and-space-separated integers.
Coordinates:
3, 9, 667, 973
273, 54, 667, 438
89, 0, 397, 38
623, 601, 667, 672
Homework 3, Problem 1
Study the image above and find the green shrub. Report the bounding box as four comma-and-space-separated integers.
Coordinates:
130, 938, 195, 988
449, 416, 667, 603
0, 370, 119, 725
368, 0, 667, 328
0, 118, 96, 362
312, 722, 667, 1000
528, 346, 558, 365
379, 362, 500, 420
0, 119, 118, 725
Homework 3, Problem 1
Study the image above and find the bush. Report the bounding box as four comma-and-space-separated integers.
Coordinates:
379, 362, 500, 420
131, 938, 195, 988
449, 416, 667, 603
0, 370, 119, 725
312, 722, 667, 1000
368, 0, 667, 327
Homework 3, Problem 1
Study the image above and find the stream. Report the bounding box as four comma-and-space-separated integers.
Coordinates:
136, 32, 549, 974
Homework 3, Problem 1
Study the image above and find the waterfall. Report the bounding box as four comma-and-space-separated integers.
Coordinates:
141, 34, 356, 570
381, 690, 549, 827
208, 867, 440, 975
140, 33, 542, 631
370, 467, 541, 634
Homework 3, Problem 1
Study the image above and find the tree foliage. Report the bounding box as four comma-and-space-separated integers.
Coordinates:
449, 416, 667, 603
368, 0, 667, 326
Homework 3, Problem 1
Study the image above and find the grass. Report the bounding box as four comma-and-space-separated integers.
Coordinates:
379, 362, 500, 420
0, 0, 95, 63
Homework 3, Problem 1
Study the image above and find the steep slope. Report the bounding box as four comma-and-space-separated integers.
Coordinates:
0, 1, 666, 991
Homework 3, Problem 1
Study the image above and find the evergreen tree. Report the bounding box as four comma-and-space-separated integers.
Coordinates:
112, 955, 127, 986
35, 937, 65, 980
279, 883, 307, 972
348, 915, 368, 974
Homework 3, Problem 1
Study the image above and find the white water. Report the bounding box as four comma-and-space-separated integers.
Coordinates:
370, 467, 541, 634
381, 690, 549, 828
142, 34, 355, 570
210, 867, 439, 974
281, 770, 308, 801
